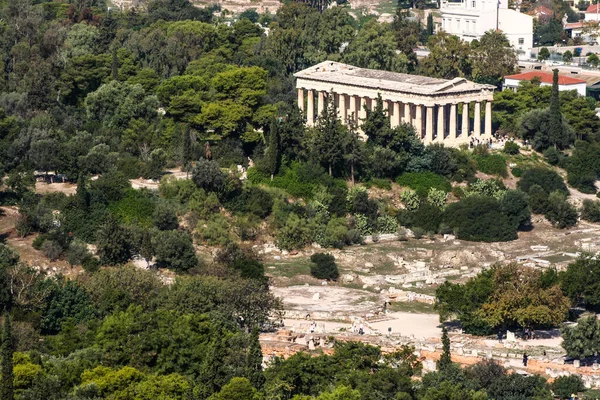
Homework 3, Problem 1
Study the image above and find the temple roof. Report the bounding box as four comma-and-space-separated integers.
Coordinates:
294, 61, 495, 96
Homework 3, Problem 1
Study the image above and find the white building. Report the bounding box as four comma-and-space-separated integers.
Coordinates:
503, 71, 587, 96
585, 4, 600, 21
440, 0, 533, 56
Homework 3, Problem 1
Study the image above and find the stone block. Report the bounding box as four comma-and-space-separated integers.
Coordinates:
574, 359, 581, 368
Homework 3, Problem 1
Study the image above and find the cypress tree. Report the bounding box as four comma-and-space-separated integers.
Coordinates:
111, 45, 119, 81
76, 174, 90, 210
1, 314, 13, 400
548, 69, 563, 149
245, 328, 265, 389
265, 119, 281, 181
437, 326, 452, 371
182, 126, 194, 177
426, 13, 434, 37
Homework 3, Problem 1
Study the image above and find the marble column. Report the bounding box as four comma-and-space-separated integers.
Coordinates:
485, 101, 492, 137
307, 90, 315, 126
425, 106, 434, 143
359, 97, 367, 122
349, 95, 357, 124
318, 91, 325, 117
414, 105, 422, 138
297, 89, 304, 112
449, 103, 457, 140
404, 103, 412, 125
437, 104, 445, 141
339, 93, 347, 124
474, 101, 481, 137
393, 102, 401, 127
462, 102, 469, 138
371, 98, 377, 112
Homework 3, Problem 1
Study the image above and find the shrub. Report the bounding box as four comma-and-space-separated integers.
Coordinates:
528, 184, 549, 214
545, 190, 578, 229
510, 167, 523, 177
67, 239, 92, 266
352, 213, 371, 237
396, 172, 451, 197
376, 215, 397, 234
41, 240, 63, 261
153, 201, 178, 231
191, 158, 225, 193
276, 213, 313, 251
368, 178, 392, 191
196, 215, 232, 246
412, 227, 425, 239
427, 187, 447, 209
475, 154, 508, 177
443, 196, 517, 242
309, 253, 339, 281
502, 141, 520, 155
153, 230, 198, 272
108, 189, 156, 227
227, 186, 274, 218
399, 189, 420, 211
517, 168, 568, 195
543, 147, 563, 166
581, 199, 600, 222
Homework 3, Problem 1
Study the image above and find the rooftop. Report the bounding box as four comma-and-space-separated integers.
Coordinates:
586, 4, 600, 13
294, 61, 495, 96
504, 71, 586, 85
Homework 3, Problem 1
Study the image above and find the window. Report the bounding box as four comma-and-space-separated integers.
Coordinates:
518, 38, 524, 45
472, 0, 476, 7
456, 18, 461, 31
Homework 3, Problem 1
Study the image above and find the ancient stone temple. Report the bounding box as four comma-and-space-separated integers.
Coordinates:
294, 61, 496, 146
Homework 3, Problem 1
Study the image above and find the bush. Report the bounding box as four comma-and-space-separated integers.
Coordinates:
545, 191, 578, 229
196, 215, 232, 246
510, 167, 523, 177
309, 253, 339, 281
367, 178, 392, 191
376, 215, 397, 234
396, 172, 451, 197
411, 227, 425, 239
41, 240, 63, 261
67, 239, 92, 266
427, 187, 447, 209
443, 196, 517, 242
551, 376, 585, 399
502, 141, 520, 155
153, 201, 179, 231
517, 168, 568, 195
191, 158, 225, 193
581, 199, 600, 222
543, 147, 563, 166
108, 189, 156, 227
153, 230, 198, 272
528, 184, 549, 214
475, 154, 508, 177
276, 213, 313, 251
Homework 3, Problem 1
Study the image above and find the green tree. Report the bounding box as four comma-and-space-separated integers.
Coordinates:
538, 47, 550, 61
1, 315, 13, 400
470, 30, 517, 87
152, 230, 198, 272
549, 69, 563, 149
209, 377, 262, 400
310, 253, 339, 281
551, 375, 585, 399
343, 20, 409, 72
153, 202, 179, 231
588, 53, 600, 67
313, 94, 347, 176
420, 32, 472, 79
192, 158, 225, 193
96, 216, 132, 266
562, 50, 573, 62
561, 315, 600, 358
438, 327, 452, 371
560, 255, 600, 309
265, 119, 281, 180
545, 190, 578, 229
140, 229, 155, 268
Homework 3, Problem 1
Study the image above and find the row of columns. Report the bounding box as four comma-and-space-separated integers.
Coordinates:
297, 89, 493, 143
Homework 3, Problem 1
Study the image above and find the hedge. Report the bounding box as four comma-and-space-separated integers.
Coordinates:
396, 172, 451, 197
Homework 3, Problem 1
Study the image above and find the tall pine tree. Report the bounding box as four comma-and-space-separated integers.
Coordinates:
313, 93, 347, 176
264, 119, 281, 180
245, 328, 265, 389
548, 69, 563, 149
1, 314, 13, 400
437, 326, 452, 371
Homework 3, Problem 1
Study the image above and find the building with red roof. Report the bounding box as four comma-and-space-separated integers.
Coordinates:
586, 4, 600, 21
503, 71, 587, 95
